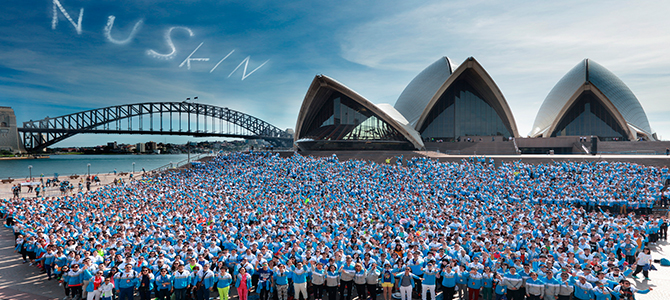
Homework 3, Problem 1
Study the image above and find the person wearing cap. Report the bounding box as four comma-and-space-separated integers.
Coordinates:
155, 268, 173, 300
555, 271, 574, 300
620, 238, 638, 266
541, 270, 559, 300
173, 264, 192, 300
381, 264, 395, 300
592, 281, 613, 300
605, 267, 630, 288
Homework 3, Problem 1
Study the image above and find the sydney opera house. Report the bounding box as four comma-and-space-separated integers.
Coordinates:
294, 56, 658, 153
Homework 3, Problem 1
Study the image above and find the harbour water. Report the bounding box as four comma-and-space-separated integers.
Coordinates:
0, 154, 189, 179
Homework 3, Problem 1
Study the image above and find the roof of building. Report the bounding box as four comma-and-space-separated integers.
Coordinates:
530, 59, 654, 139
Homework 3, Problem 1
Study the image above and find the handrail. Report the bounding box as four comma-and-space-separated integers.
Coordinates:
152, 153, 216, 172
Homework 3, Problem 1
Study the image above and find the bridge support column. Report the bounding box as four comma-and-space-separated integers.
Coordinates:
0, 107, 25, 154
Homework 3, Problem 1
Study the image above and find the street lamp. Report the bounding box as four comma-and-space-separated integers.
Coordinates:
28, 165, 32, 181
132, 162, 136, 173
87, 163, 91, 177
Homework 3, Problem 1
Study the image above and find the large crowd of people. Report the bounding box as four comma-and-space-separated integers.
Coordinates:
2, 152, 670, 300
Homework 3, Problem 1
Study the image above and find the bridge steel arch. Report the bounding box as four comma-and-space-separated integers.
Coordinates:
18, 102, 293, 152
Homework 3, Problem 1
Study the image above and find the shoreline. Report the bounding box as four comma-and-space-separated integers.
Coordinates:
0, 156, 50, 160
0, 155, 213, 199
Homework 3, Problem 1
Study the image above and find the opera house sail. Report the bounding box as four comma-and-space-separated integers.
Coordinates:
395, 57, 519, 141
530, 59, 656, 141
294, 75, 424, 151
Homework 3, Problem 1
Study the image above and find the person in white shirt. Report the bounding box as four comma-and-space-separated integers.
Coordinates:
631, 247, 653, 280
99, 277, 115, 300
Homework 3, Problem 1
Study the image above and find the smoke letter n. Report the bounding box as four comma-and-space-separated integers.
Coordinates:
52, 0, 84, 35
227, 56, 269, 80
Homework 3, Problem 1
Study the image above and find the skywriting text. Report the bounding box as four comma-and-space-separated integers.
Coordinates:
50, 0, 269, 80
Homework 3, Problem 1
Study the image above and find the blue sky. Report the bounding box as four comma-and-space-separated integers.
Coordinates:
1, 0, 669, 146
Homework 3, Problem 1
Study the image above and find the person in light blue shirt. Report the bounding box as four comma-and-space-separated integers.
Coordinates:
440, 264, 457, 300
573, 275, 594, 300
481, 267, 494, 300
291, 261, 310, 300
421, 262, 438, 300
493, 273, 507, 300
215, 266, 233, 300
114, 264, 139, 300
524, 272, 545, 300
172, 264, 192, 300
274, 264, 290, 300
155, 268, 173, 300
467, 268, 483, 300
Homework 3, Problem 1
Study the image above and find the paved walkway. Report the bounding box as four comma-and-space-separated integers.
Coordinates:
637, 239, 670, 300
0, 225, 60, 300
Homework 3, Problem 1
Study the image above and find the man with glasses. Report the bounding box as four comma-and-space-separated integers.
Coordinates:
84, 270, 105, 300
138, 267, 155, 300
155, 267, 173, 300
114, 264, 139, 300
612, 280, 652, 300
67, 264, 85, 300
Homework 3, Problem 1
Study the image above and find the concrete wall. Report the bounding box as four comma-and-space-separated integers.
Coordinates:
0, 107, 25, 153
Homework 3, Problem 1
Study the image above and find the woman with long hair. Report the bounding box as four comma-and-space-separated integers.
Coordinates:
325, 264, 340, 300
381, 264, 395, 300
632, 247, 653, 280
236, 265, 252, 300
353, 263, 367, 300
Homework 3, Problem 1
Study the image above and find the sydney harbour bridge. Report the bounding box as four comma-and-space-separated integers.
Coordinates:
7, 102, 293, 153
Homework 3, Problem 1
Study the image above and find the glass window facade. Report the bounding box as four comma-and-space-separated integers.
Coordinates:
551, 92, 628, 141
419, 79, 512, 140
301, 92, 409, 142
